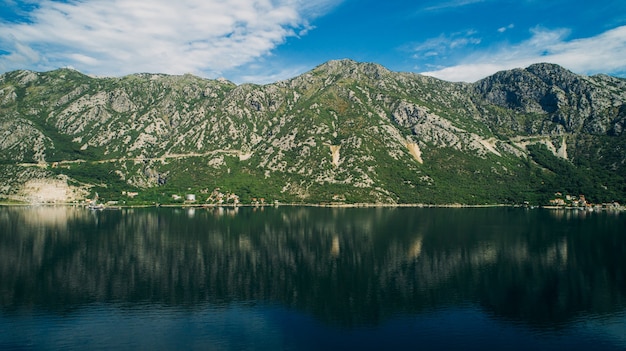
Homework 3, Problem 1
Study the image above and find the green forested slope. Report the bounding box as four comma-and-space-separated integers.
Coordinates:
1, 60, 625, 205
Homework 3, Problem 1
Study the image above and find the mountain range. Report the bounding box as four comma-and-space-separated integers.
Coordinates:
1, 59, 625, 205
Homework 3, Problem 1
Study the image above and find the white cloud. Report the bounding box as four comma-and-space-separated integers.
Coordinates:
423, 0, 486, 12
0, 0, 341, 78
236, 64, 311, 85
497, 24, 514, 33
420, 25, 626, 82
412, 30, 481, 58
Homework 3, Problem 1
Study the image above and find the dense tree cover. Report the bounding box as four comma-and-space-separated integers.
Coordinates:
527, 143, 625, 203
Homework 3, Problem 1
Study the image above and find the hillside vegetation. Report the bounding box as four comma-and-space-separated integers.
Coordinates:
1, 60, 625, 205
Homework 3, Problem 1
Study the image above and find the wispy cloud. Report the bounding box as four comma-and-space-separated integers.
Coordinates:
412, 30, 481, 59
234, 64, 311, 85
0, 0, 341, 78
498, 24, 514, 33
420, 25, 626, 82
423, 0, 486, 12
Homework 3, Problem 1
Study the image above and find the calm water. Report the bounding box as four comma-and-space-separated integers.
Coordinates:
0, 206, 625, 350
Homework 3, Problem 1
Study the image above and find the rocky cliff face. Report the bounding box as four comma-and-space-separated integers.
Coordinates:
1, 60, 625, 204
474, 63, 626, 135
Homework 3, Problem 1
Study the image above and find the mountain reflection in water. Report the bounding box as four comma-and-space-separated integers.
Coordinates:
0, 206, 624, 331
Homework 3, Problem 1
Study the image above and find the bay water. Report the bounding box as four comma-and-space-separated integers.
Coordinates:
0, 206, 624, 350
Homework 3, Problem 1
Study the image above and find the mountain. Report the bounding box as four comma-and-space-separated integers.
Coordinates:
1, 60, 625, 205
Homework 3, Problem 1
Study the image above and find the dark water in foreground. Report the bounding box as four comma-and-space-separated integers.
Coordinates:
0, 206, 624, 350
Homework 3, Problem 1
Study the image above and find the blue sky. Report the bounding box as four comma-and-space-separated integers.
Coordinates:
1, 0, 625, 83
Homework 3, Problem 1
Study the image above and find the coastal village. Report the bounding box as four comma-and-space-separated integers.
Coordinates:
547, 192, 623, 211
78, 188, 624, 211
4, 174, 624, 211
120, 187, 265, 207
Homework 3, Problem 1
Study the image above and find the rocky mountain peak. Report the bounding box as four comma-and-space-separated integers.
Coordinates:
472, 63, 626, 134
525, 62, 586, 90
312, 59, 391, 81
526, 62, 576, 76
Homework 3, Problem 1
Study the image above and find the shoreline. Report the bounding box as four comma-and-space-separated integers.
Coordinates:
1, 201, 624, 211
0, 201, 515, 209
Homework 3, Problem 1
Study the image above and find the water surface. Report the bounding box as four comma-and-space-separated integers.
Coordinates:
1, 206, 624, 350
